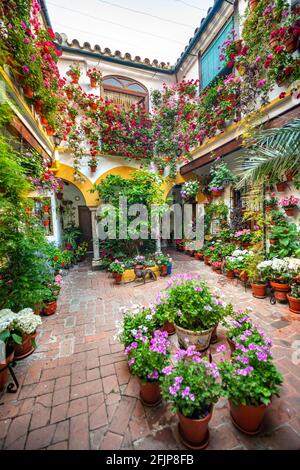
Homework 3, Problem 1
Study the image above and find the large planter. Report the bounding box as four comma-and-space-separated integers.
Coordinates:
230, 401, 267, 435
139, 379, 162, 407
177, 408, 212, 449
44, 300, 57, 316
270, 281, 290, 303
14, 332, 37, 360
226, 270, 235, 279
0, 348, 14, 391
284, 207, 296, 217
287, 294, 300, 314
251, 283, 267, 299
276, 181, 287, 192
174, 323, 214, 352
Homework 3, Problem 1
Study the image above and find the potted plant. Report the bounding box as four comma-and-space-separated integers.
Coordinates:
234, 229, 252, 248
0, 309, 21, 390
257, 258, 291, 303
117, 305, 159, 347
67, 63, 81, 84
211, 261, 223, 274
87, 67, 102, 88
163, 275, 233, 351
244, 253, 268, 299
180, 180, 199, 202
43, 287, 59, 315
225, 258, 236, 279
287, 282, 300, 314
154, 300, 175, 335
194, 248, 204, 260
125, 329, 170, 406
208, 161, 236, 197
218, 339, 283, 435
109, 260, 125, 283
265, 193, 277, 212
160, 346, 222, 449
279, 195, 299, 217
155, 252, 171, 276
10, 308, 42, 360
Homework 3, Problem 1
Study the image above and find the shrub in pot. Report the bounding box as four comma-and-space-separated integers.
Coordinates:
244, 253, 268, 299
218, 342, 283, 435
155, 252, 171, 276
125, 329, 170, 406
109, 260, 125, 284
287, 283, 300, 314
116, 305, 159, 348
257, 258, 291, 303
43, 287, 59, 316
160, 346, 222, 449
9, 308, 42, 360
162, 274, 233, 351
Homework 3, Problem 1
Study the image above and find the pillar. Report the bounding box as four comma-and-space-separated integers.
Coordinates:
89, 207, 100, 268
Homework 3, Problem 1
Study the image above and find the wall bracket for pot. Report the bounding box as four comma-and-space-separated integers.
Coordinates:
2, 360, 19, 393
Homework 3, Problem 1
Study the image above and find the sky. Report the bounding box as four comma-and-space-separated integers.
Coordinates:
46, 0, 215, 65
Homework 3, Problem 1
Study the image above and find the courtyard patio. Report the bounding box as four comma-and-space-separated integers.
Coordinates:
1, 251, 299, 451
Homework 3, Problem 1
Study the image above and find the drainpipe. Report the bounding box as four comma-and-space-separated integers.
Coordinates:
38, 0, 53, 29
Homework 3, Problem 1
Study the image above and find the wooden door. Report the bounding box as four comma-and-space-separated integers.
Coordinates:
78, 206, 93, 251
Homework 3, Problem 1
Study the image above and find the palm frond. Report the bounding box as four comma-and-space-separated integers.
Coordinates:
236, 118, 300, 187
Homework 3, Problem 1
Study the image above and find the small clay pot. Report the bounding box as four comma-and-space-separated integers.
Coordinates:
287, 294, 300, 314
139, 380, 162, 407
44, 300, 57, 316
14, 332, 37, 360
251, 283, 267, 299
177, 408, 212, 449
226, 270, 235, 279
284, 207, 296, 217
230, 401, 267, 435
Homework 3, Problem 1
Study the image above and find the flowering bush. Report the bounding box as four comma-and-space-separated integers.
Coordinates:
125, 330, 170, 382
234, 229, 252, 243
161, 274, 233, 330
180, 180, 199, 200
225, 249, 253, 271
116, 304, 159, 347
160, 346, 222, 418
223, 309, 271, 349
279, 195, 299, 208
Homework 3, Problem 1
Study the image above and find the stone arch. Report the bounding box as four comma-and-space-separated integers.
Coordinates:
55, 162, 97, 206
94, 165, 136, 185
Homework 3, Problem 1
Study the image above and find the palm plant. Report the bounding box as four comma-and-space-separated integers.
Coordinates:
237, 118, 300, 187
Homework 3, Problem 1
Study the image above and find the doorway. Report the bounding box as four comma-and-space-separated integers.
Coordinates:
78, 206, 93, 251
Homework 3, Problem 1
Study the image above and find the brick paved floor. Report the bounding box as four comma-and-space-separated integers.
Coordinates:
1, 251, 300, 450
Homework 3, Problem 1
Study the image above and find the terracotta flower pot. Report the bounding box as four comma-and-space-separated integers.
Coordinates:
89, 165, 97, 173
177, 408, 212, 449
90, 78, 97, 88
226, 270, 235, 279
251, 283, 267, 299
204, 256, 211, 265
40, 116, 48, 126
276, 181, 287, 192
139, 380, 162, 407
0, 348, 14, 392
44, 300, 57, 316
46, 127, 55, 136
70, 74, 79, 84
240, 272, 249, 283
230, 401, 267, 435
194, 252, 203, 260
162, 320, 176, 335
34, 100, 43, 113
212, 189, 223, 198
269, 239, 277, 245
114, 273, 122, 284
284, 207, 296, 217
174, 323, 214, 352
14, 332, 37, 360
160, 265, 168, 276
23, 85, 34, 98
43, 219, 50, 226
287, 294, 300, 314
270, 281, 290, 303
284, 35, 298, 53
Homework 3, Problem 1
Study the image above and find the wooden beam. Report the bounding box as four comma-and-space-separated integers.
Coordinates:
180, 103, 300, 175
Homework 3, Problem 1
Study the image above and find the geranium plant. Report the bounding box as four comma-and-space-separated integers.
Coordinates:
87, 67, 102, 85
125, 329, 170, 382
116, 305, 159, 347
160, 346, 222, 418
279, 195, 299, 208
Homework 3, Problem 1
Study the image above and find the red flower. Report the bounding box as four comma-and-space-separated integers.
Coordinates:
279, 92, 286, 99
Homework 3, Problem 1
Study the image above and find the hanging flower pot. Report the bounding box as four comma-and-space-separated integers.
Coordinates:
251, 283, 267, 299
230, 401, 267, 435
174, 323, 215, 352
43, 205, 50, 213
90, 78, 98, 88
89, 164, 97, 173
248, 0, 259, 11
0, 347, 14, 392
177, 408, 212, 449
44, 300, 57, 316
46, 127, 55, 136
226, 270, 235, 279
40, 116, 48, 126
14, 332, 37, 360
70, 73, 79, 84
270, 281, 290, 303
283, 35, 298, 53
287, 294, 300, 314
23, 85, 34, 99
276, 181, 287, 192
34, 99, 43, 113
43, 219, 50, 227
284, 207, 296, 216
139, 379, 162, 407
89, 102, 98, 111
212, 189, 223, 198
286, 172, 295, 182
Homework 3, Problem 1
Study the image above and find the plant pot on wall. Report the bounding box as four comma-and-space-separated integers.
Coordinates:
284, 207, 296, 217
283, 35, 298, 53
276, 181, 287, 192
90, 78, 97, 88
177, 408, 212, 449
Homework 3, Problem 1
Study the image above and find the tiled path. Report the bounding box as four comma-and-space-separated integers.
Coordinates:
1, 251, 300, 450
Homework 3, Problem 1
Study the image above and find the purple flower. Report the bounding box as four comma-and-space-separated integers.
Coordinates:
128, 358, 135, 366
131, 341, 138, 349
162, 366, 173, 376
147, 370, 159, 380
169, 385, 179, 396
256, 351, 268, 362
236, 366, 253, 376
189, 393, 195, 401
204, 305, 212, 312
181, 386, 191, 398
177, 309, 182, 317
217, 345, 226, 353
174, 376, 183, 385
195, 286, 203, 292
20, 21, 27, 30
24, 37, 30, 45
22, 65, 30, 73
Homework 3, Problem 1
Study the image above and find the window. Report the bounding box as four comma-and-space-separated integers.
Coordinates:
32, 197, 54, 235
102, 76, 149, 110
200, 17, 234, 89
